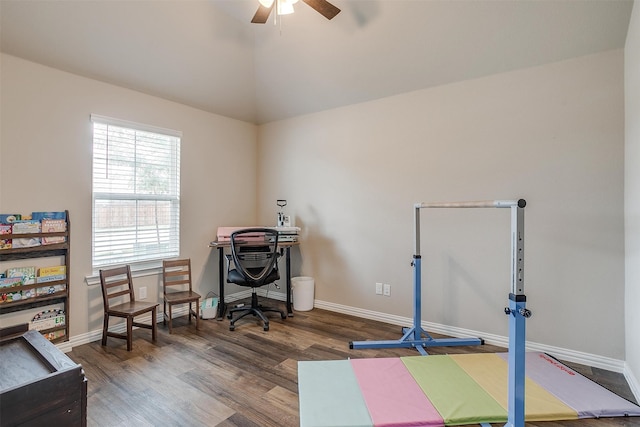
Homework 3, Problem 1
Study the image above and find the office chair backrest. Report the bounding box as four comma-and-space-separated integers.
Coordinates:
230, 228, 279, 286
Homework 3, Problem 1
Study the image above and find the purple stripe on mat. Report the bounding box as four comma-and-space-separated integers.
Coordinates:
351, 358, 445, 427
497, 352, 640, 418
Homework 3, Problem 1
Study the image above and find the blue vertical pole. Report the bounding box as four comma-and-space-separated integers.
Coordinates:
506, 294, 527, 427
412, 255, 422, 341
413, 203, 422, 343
505, 201, 528, 427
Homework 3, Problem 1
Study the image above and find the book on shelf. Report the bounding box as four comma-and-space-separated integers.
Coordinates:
38, 265, 66, 277
0, 224, 11, 249
42, 330, 66, 341
11, 220, 41, 248
31, 309, 66, 331
41, 218, 67, 245
36, 274, 66, 283
36, 283, 66, 296
0, 214, 21, 224
6, 266, 37, 298
32, 212, 66, 221
6, 266, 36, 284
37, 265, 66, 295
0, 277, 22, 288
0, 277, 23, 303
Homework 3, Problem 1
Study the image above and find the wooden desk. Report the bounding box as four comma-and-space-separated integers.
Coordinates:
208, 240, 298, 320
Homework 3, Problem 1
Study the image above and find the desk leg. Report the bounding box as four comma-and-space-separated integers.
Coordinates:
217, 247, 226, 320
286, 246, 293, 317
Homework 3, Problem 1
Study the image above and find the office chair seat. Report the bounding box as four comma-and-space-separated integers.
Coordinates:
227, 267, 279, 287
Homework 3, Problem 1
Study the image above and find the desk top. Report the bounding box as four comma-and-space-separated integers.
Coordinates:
209, 240, 299, 248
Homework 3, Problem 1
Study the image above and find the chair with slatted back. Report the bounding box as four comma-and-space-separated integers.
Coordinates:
162, 258, 200, 333
99, 265, 158, 351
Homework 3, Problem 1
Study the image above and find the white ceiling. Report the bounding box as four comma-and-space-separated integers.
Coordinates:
0, 0, 634, 124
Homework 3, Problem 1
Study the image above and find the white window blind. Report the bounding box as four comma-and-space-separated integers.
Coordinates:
91, 115, 181, 268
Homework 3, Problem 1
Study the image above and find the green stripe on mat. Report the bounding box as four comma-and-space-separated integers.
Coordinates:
402, 355, 507, 426
298, 360, 373, 427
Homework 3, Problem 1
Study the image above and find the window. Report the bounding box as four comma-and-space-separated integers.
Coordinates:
91, 115, 181, 269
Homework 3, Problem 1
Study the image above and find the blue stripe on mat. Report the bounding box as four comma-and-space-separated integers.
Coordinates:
298, 360, 373, 427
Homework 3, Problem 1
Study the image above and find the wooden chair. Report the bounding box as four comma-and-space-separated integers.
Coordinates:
162, 258, 200, 333
99, 265, 158, 351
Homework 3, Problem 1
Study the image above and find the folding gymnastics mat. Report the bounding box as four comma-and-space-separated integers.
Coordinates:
298, 352, 640, 427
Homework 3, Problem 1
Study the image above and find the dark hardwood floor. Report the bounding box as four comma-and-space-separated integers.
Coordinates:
68, 301, 640, 427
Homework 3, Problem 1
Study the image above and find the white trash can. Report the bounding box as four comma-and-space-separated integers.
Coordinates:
292, 276, 315, 311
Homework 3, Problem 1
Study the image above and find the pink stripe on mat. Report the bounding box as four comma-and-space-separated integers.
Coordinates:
351, 358, 444, 427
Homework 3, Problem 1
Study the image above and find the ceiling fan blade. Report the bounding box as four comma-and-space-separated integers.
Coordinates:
302, 0, 341, 20
251, 3, 274, 23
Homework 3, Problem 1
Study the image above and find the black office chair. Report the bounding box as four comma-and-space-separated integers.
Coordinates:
226, 228, 286, 331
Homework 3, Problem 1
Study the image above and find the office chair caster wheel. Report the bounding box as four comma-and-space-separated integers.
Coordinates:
229, 324, 235, 331
263, 325, 269, 331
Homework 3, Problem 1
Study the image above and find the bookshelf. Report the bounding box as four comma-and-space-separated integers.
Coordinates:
0, 211, 70, 343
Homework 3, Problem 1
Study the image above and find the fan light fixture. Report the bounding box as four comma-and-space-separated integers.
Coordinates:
251, 0, 340, 24
258, 0, 298, 15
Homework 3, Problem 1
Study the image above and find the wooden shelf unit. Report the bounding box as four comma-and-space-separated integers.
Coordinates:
0, 211, 70, 343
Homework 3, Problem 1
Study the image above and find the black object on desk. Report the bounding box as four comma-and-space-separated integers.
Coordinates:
209, 240, 297, 320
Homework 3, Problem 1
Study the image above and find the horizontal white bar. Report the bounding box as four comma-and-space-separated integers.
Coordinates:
415, 199, 525, 209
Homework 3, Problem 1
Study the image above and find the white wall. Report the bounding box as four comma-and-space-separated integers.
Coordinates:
625, 0, 640, 395
258, 50, 626, 361
0, 54, 258, 337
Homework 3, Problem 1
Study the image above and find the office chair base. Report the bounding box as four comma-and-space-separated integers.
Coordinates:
227, 294, 286, 331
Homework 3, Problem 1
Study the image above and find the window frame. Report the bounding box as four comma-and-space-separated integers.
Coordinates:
90, 114, 181, 273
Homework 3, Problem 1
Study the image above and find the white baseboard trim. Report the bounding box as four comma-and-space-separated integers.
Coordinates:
314, 299, 628, 374
57, 288, 286, 353
57, 293, 639, 404
625, 363, 640, 402
57, 307, 194, 353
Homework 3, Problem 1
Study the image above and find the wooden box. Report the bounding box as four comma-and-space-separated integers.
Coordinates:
0, 328, 87, 426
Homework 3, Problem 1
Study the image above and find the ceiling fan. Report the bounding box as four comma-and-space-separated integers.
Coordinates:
251, 0, 341, 24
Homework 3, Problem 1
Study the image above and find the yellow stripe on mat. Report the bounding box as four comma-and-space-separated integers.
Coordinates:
449, 353, 578, 422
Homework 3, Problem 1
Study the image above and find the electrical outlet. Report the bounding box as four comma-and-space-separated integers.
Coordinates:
383, 283, 391, 297
139, 286, 147, 299
375, 282, 383, 295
